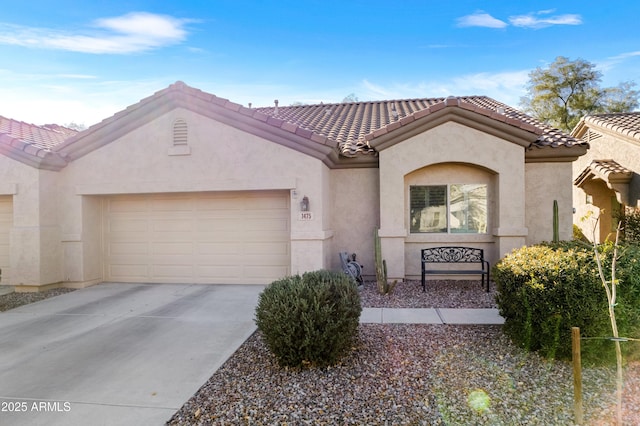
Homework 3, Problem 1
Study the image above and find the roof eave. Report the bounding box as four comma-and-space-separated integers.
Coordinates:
55, 82, 345, 168
367, 106, 539, 151
525, 145, 589, 163
0, 135, 68, 171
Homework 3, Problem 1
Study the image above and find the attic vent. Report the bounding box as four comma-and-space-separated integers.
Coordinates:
168, 118, 191, 156
586, 130, 603, 142
173, 119, 188, 145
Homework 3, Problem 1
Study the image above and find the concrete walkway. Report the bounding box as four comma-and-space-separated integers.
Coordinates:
360, 307, 504, 325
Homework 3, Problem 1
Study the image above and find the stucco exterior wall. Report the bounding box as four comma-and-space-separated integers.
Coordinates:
0, 156, 63, 287
329, 168, 379, 277
58, 108, 331, 285
573, 132, 640, 241
378, 121, 527, 280
525, 162, 574, 245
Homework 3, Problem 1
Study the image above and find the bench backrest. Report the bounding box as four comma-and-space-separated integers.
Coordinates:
421, 247, 484, 263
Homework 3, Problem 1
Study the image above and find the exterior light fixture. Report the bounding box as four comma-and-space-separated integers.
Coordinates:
300, 196, 310, 212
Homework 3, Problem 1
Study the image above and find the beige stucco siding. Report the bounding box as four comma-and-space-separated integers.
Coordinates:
0, 155, 63, 287
58, 108, 331, 285
404, 163, 497, 279
377, 121, 527, 279
329, 168, 379, 277
525, 162, 574, 245
0, 195, 12, 285
573, 131, 640, 241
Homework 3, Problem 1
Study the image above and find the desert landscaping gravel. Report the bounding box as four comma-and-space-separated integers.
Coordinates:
1, 282, 637, 424
0, 287, 75, 312
168, 280, 640, 425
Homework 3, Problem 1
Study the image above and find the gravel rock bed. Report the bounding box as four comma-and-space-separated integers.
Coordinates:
0, 287, 76, 312
168, 280, 639, 425
358, 279, 497, 308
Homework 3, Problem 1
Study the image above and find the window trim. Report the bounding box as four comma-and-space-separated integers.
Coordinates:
410, 183, 488, 235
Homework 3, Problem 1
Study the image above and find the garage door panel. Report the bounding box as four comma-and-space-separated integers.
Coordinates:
196, 253, 246, 265
242, 255, 290, 266
108, 242, 148, 255
107, 218, 149, 233
196, 218, 248, 231
151, 198, 194, 211
196, 242, 243, 255
104, 191, 290, 284
243, 242, 289, 255
152, 219, 194, 232
243, 218, 289, 232
150, 242, 193, 255
107, 198, 148, 213
197, 265, 241, 279
109, 264, 149, 279
152, 265, 194, 278
247, 195, 289, 209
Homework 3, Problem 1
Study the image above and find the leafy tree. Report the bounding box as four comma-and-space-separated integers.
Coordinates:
520, 56, 639, 132
64, 122, 87, 131
342, 93, 359, 103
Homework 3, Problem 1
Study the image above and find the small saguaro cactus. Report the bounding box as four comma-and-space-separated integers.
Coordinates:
374, 229, 397, 295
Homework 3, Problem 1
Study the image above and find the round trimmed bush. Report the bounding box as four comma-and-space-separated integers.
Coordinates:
255, 269, 362, 368
494, 241, 640, 364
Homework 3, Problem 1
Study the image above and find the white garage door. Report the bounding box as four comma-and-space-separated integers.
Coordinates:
103, 191, 290, 284
0, 196, 11, 286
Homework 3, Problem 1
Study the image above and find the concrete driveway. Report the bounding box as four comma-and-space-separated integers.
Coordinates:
0, 283, 263, 426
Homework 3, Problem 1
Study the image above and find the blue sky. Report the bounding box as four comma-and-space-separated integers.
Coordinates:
1, 1, 639, 127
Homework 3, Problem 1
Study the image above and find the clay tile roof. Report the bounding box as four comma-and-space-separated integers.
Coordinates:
0, 116, 77, 152
584, 112, 640, 141
575, 159, 633, 186
256, 96, 585, 157
591, 159, 633, 177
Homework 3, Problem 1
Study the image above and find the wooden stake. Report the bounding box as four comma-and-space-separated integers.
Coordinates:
572, 327, 583, 425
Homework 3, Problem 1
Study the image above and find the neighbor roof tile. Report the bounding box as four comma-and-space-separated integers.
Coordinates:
584, 112, 640, 142
0, 116, 77, 152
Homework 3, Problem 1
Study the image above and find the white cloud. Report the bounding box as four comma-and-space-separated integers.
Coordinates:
0, 12, 191, 54
456, 12, 507, 29
457, 10, 582, 30
509, 12, 582, 29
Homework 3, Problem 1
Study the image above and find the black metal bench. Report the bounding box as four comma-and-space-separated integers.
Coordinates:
421, 246, 490, 292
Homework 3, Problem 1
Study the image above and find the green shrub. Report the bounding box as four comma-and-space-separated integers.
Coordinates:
254, 269, 362, 368
494, 242, 640, 364
622, 207, 640, 242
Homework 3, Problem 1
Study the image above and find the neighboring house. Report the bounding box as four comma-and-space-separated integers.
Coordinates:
572, 112, 640, 242
0, 82, 587, 291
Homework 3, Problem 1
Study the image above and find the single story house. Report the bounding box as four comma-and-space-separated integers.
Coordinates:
572, 112, 640, 242
0, 82, 587, 291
